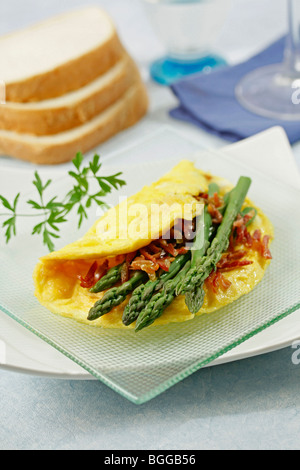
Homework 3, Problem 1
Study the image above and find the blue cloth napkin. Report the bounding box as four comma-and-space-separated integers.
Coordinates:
170, 37, 300, 144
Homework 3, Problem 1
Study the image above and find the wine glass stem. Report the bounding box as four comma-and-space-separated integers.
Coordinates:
285, 0, 300, 74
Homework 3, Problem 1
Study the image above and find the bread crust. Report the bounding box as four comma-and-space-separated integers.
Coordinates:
0, 83, 149, 165
0, 56, 140, 135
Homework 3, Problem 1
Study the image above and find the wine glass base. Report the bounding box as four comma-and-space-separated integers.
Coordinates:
150, 54, 227, 86
236, 64, 300, 121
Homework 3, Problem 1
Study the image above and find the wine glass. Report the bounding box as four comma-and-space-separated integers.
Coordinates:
142, 0, 232, 85
236, 0, 300, 121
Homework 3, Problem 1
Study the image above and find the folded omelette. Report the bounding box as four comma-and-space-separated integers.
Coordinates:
34, 161, 273, 330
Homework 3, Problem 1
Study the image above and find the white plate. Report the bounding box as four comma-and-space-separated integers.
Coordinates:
0, 125, 300, 380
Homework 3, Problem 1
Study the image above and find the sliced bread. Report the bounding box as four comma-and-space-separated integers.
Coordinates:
0, 7, 124, 103
0, 55, 140, 135
0, 82, 149, 165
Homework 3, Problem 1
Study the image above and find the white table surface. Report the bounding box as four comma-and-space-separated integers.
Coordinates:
1, 0, 300, 451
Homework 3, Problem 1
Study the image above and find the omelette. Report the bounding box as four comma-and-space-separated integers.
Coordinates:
34, 161, 273, 331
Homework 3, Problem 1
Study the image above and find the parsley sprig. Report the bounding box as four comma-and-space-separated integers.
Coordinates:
0, 153, 126, 252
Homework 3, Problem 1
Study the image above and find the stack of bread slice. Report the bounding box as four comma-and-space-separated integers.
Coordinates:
0, 7, 149, 165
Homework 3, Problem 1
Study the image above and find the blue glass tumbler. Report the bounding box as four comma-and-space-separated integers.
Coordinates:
142, 0, 231, 85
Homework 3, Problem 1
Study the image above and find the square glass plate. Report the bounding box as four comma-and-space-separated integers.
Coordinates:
0, 128, 299, 404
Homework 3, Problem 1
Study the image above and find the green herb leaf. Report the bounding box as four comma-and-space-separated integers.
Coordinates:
33, 171, 52, 197
27, 199, 43, 210
72, 152, 84, 171
45, 197, 63, 210
97, 178, 112, 194
43, 229, 56, 253
78, 204, 88, 229
68, 171, 89, 191
0, 195, 14, 212
89, 154, 101, 175
32, 222, 44, 235
13, 194, 20, 212
3, 216, 17, 243
101, 173, 126, 190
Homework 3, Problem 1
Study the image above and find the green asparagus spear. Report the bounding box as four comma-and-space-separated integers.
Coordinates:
240, 206, 257, 226
135, 261, 192, 333
214, 188, 234, 221
208, 182, 220, 198
222, 188, 233, 206
89, 262, 124, 294
185, 288, 206, 316
185, 181, 229, 314
206, 183, 230, 240
218, 189, 256, 223
122, 252, 191, 326
88, 271, 147, 321
185, 200, 213, 314
175, 176, 252, 298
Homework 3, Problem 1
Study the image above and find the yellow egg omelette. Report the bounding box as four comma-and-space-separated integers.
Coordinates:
34, 160, 274, 330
